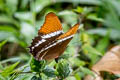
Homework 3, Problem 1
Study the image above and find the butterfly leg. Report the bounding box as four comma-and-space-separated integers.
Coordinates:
55, 57, 59, 63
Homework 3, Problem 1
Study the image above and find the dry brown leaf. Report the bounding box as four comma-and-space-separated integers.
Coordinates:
84, 71, 103, 80
92, 45, 120, 74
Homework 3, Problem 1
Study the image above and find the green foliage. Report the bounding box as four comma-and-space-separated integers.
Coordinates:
43, 66, 56, 77
1, 61, 20, 77
30, 58, 46, 72
82, 44, 102, 56
0, 0, 120, 79
96, 32, 110, 54
79, 66, 94, 76
87, 13, 104, 22
31, 76, 42, 80
0, 40, 7, 51
56, 59, 71, 79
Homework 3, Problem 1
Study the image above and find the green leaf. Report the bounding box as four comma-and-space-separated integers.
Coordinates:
82, 44, 102, 64
1, 61, 20, 77
0, 0, 5, 11
0, 75, 5, 80
101, 0, 120, 30
43, 66, 56, 77
87, 28, 120, 40
74, 73, 81, 80
31, 76, 42, 80
56, 0, 101, 5
87, 13, 104, 22
0, 32, 15, 41
80, 32, 90, 44
74, 7, 94, 15
70, 58, 85, 67
0, 25, 18, 35
35, 0, 52, 12
20, 22, 35, 44
20, 0, 29, 9
115, 74, 120, 78
58, 10, 78, 25
56, 59, 71, 79
30, 57, 46, 72
14, 12, 34, 23
74, 6, 84, 13
66, 76, 76, 80
13, 73, 34, 80
57, 54, 70, 60
80, 66, 94, 76
0, 57, 21, 64
0, 40, 7, 51
5, 0, 18, 15
31, 76, 38, 80
96, 32, 110, 54
0, 63, 3, 70
0, 15, 20, 28
82, 44, 102, 56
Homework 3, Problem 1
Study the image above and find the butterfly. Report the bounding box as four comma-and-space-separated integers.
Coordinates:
29, 12, 79, 61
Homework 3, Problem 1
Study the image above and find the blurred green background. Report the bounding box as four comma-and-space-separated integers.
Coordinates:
0, 0, 120, 80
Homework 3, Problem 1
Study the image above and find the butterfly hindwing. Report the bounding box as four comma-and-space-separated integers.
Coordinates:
39, 38, 73, 60
37, 24, 79, 60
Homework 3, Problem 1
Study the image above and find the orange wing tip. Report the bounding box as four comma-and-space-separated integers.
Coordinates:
70, 23, 80, 34
46, 12, 57, 18
57, 23, 80, 40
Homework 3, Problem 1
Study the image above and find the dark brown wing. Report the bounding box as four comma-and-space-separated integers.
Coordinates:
37, 23, 79, 60
29, 12, 63, 58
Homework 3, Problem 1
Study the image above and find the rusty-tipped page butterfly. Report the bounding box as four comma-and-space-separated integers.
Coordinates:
29, 12, 79, 61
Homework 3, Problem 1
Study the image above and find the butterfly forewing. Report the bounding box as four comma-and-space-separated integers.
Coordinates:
38, 12, 63, 35
29, 12, 63, 58
29, 12, 79, 61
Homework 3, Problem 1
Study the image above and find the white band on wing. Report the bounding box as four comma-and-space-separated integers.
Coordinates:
57, 35, 74, 43
36, 34, 74, 59
41, 30, 63, 38
35, 39, 46, 47
31, 30, 63, 51
32, 39, 46, 50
